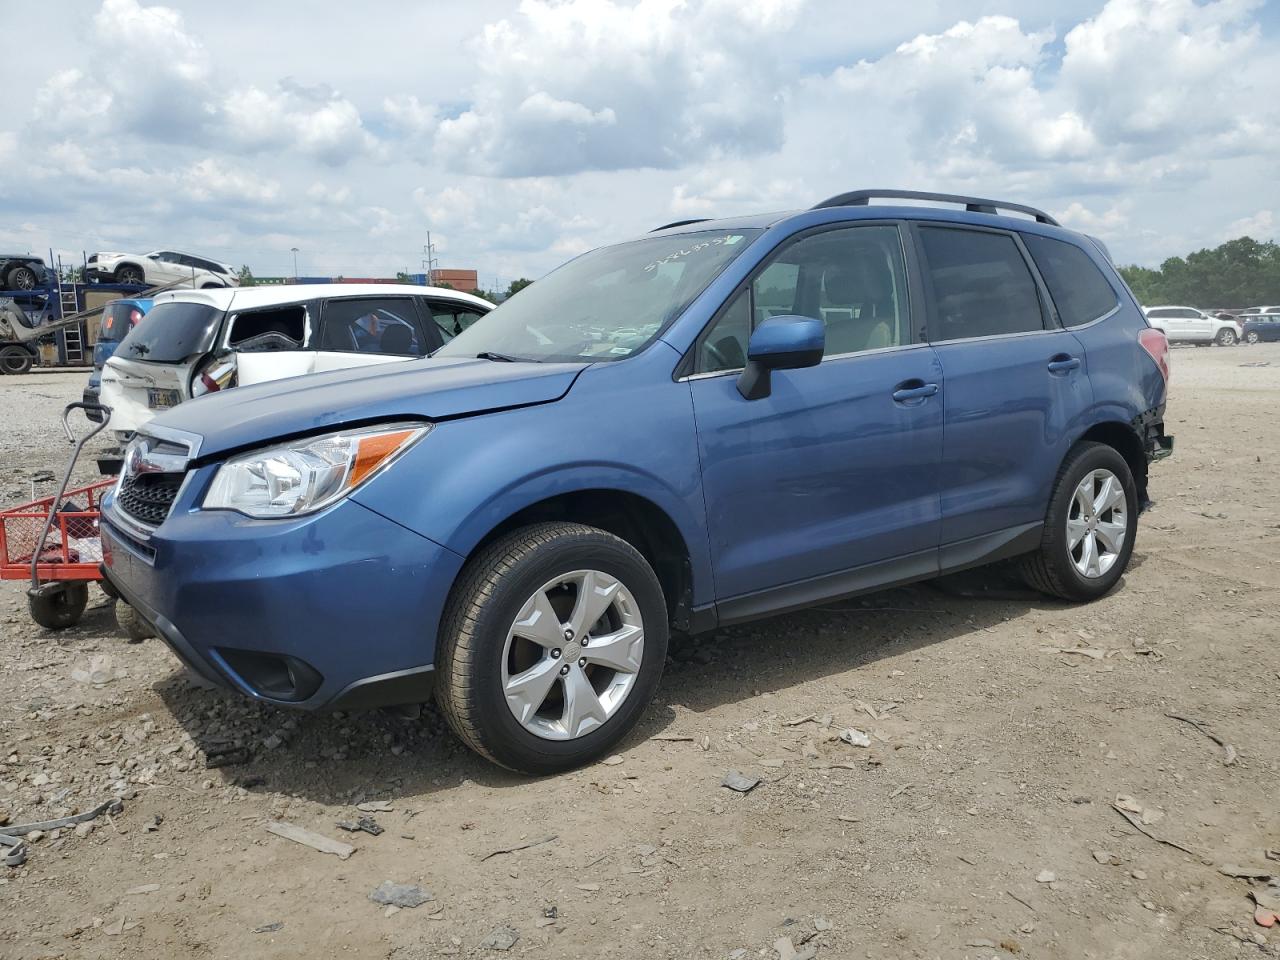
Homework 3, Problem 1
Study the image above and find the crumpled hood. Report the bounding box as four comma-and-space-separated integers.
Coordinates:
145, 356, 587, 459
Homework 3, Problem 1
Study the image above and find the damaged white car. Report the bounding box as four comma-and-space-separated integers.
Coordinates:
98, 283, 491, 446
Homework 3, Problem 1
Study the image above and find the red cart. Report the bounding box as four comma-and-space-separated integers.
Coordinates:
0, 403, 117, 629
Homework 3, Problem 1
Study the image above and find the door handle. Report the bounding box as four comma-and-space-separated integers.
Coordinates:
1047, 355, 1081, 374
892, 381, 939, 403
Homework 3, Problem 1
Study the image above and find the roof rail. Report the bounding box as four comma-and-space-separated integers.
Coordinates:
811, 189, 1059, 226
650, 218, 711, 233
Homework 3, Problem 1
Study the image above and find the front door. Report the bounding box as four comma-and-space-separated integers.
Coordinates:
688, 223, 944, 605
914, 223, 1092, 546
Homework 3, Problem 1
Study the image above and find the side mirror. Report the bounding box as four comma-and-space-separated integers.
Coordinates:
737, 315, 825, 400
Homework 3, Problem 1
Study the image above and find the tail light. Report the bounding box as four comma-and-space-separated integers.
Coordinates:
192, 358, 236, 397
1139, 327, 1170, 383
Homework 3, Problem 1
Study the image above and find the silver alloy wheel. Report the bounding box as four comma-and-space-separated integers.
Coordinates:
1246, 332, 1260, 344
501, 569, 644, 741
1220, 330, 1237, 345
1067, 468, 1127, 579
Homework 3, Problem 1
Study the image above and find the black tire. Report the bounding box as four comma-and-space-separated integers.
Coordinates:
1020, 442, 1138, 602
1215, 328, 1237, 346
115, 264, 145, 285
114, 600, 155, 643
28, 583, 90, 629
6, 265, 38, 291
0, 346, 33, 374
436, 522, 668, 775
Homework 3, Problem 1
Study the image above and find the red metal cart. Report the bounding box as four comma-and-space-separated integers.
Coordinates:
0, 403, 114, 628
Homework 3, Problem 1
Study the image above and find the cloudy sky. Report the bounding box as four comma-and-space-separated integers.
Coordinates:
1, 0, 1276, 285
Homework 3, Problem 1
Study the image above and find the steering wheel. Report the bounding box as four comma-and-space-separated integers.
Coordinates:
702, 339, 736, 371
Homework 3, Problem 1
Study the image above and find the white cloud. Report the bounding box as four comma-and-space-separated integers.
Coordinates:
434, 0, 806, 176
1222, 209, 1275, 242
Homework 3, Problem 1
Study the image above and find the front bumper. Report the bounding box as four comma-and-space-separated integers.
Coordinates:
100, 488, 464, 710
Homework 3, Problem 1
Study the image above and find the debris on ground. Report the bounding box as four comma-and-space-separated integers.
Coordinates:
774, 934, 818, 960
1035, 870, 1056, 884
1110, 799, 1202, 859
1252, 885, 1280, 927
480, 925, 520, 950
203, 742, 251, 768
356, 800, 394, 813
838, 727, 871, 748
70, 654, 125, 685
263, 821, 355, 860
721, 770, 761, 793
1219, 864, 1274, 881
1092, 850, 1121, 865
254, 922, 284, 934
1165, 712, 1238, 765
480, 834, 558, 861
369, 881, 433, 909
336, 816, 384, 836
0, 797, 124, 866
600, 754, 624, 765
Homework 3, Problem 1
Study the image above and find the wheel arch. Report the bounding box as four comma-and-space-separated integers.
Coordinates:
453, 487, 699, 634
1074, 420, 1148, 506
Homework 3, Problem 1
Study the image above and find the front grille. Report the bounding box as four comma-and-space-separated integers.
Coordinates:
117, 472, 183, 527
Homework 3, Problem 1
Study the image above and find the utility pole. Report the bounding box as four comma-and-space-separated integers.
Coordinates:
291, 247, 300, 280
422, 235, 438, 286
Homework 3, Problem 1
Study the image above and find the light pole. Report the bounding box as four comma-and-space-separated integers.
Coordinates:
291, 247, 299, 280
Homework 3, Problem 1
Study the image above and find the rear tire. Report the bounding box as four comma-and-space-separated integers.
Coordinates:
28, 583, 89, 629
0, 346, 33, 375
1215, 328, 1237, 346
1021, 442, 1138, 602
436, 522, 668, 775
6, 265, 38, 290
114, 601, 155, 643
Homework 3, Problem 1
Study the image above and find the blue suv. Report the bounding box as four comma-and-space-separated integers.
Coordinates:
100, 190, 1173, 774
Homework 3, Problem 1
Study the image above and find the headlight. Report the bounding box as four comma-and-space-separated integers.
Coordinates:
203, 422, 429, 518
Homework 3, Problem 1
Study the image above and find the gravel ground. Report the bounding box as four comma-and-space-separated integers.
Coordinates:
0, 347, 1277, 960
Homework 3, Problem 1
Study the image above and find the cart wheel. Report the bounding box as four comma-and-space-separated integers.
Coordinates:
28, 583, 90, 630
114, 601, 155, 643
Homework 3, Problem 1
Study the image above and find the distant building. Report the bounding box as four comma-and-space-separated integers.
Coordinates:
431, 268, 478, 291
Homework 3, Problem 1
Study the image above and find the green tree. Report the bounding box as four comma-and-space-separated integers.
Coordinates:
1118, 237, 1280, 307
469, 287, 494, 302
237, 264, 255, 286
506, 278, 533, 298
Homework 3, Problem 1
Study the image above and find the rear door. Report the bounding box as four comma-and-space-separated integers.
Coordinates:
915, 223, 1091, 551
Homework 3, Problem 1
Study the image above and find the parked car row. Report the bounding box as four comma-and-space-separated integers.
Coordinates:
1142, 305, 1242, 345
94, 189, 1174, 775
1238, 305, 1280, 343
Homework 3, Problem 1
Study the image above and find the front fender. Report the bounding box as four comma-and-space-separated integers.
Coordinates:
351, 352, 715, 605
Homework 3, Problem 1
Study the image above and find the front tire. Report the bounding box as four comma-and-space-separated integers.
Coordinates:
1215, 328, 1237, 346
436, 522, 668, 775
0, 346, 33, 374
115, 265, 144, 285
1021, 442, 1138, 602
1245, 331, 1260, 344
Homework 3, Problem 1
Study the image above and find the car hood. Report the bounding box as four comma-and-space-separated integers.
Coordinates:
144, 356, 588, 458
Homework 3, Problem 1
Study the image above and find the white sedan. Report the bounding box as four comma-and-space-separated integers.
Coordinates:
87, 250, 239, 289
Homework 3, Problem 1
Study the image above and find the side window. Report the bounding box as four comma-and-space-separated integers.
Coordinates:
696, 225, 910, 373
919, 227, 1044, 341
426, 300, 487, 342
1146, 308, 1172, 319
227, 305, 307, 351
1022, 234, 1119, 328
319, 298, 426, 355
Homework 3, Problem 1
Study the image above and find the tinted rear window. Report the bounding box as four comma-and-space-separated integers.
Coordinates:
116, 302, 223, 363
99, 303, 140, 342
919, 227, 1044, 341
1022, 234, 1119, 328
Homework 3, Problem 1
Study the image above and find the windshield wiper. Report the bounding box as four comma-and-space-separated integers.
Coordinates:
475, 351, 526, 363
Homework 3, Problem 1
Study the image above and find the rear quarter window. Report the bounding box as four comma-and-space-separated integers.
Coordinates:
1022, 234, 1119, 328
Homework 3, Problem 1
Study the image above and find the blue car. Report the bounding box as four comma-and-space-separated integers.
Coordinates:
99, 189, 1173, 774
84, 297, 154, 421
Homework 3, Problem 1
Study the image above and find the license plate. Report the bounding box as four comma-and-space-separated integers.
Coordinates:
147, 388, 181, 409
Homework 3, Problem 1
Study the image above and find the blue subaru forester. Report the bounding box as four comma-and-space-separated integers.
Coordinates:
100, 190, 1173, 774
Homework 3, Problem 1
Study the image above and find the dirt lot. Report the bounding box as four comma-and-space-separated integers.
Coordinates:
0, 346, 1277, 960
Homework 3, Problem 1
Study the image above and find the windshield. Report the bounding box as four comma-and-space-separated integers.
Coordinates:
116, 301, 223, 364
435, 229, 763, 363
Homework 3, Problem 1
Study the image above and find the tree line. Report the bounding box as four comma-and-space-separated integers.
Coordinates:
1119, 236, 1280, 308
